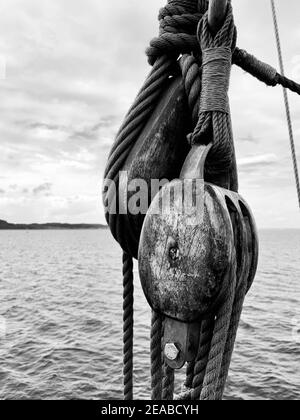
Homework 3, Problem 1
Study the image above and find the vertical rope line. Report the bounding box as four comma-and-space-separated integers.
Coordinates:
185, 361, 195, 390
200, 259, 237, 400
162, 364, 175, 400
151, 311, 163, 400
122, 252, 134, 400
191, 317, 215, 400
270, 0, 300, 208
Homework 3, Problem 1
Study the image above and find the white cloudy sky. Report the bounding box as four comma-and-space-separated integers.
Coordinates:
0, 0, 299, 228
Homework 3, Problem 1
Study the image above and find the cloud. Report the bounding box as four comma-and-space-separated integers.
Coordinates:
32, 183, 53, 196
0, 189, 5, 194
238, 154, 279, 171
0, 0, 299, 227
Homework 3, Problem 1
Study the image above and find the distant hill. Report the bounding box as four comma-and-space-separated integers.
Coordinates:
0, 220, 107, 230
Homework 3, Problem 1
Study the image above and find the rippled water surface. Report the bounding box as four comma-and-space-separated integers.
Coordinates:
0, 229, 299, 400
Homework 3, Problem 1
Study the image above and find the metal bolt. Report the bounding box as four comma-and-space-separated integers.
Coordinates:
164, 343, 180, 361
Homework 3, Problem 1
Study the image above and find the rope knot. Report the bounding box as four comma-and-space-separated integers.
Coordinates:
146, 0, 204, 66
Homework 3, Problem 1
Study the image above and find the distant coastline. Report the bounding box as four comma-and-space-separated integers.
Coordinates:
0, 220, 107, 230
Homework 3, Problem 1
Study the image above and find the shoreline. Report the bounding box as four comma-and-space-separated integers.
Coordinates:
0, 220, 107, 230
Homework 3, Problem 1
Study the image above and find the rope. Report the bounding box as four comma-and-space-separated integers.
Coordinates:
179, 318, 214, 401
185, 361, 196, 391
215, 212, 249, 400
200, 258, 237, 400
180, 54, 202, 124
275, 73, 300, 96
104, 56, 175, 256
103, 0, 203, 256
122, 253, 134, 400
270, 0, 300, 208
162, 364, 175, 400
147, 0, 201, 66
191, 3, 237, 180
150, 311, 163, 400
191, 317, 215, 400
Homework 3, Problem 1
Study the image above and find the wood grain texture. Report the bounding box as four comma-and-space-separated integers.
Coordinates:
215, 187, 259, 290
139, 181, 235, 323
138, 174, 258, 323
180, 144, 212, 180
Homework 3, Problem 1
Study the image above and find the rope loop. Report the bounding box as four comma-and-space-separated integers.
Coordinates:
147, 0, 203, 65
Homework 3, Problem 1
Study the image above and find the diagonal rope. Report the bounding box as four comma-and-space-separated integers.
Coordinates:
270, 0, 300, 208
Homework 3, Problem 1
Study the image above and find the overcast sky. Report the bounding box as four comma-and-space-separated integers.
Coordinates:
0, 0, 299, 228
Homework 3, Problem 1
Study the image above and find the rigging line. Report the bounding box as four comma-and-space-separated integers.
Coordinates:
270, 0, 300, 209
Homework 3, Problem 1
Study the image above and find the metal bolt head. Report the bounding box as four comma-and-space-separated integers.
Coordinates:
164, 343, 180, 361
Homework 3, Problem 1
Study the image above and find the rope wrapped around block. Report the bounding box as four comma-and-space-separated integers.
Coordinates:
102, 0, 299, 402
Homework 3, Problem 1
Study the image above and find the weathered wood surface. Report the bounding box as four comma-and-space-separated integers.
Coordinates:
237, 196, 259, 288
138, 139, 258, 322
139, 178, 235, 323
180, 144, 212, 180
208, 0, 228, 36
216, 187, 259, 290
119, 76, 192, 258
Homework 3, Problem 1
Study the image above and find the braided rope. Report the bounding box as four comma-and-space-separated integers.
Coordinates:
191, 317, 215, 400
270, 0, 300, 208
162, 364, 175, 400
200, 258, 237, 400
151, 311, 164, 400
215, 211, 249, 400
216, 276, 247, 400
147, 0, 200, 65
185, 361, 195, 391
191, 3, 237, 180
122, 253, 134, 400
275, 73, 300, 96
180, 55, 202, 123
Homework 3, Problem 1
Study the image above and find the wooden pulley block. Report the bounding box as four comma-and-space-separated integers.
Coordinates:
118, 75, 192, 259
138, 143, 259, 324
